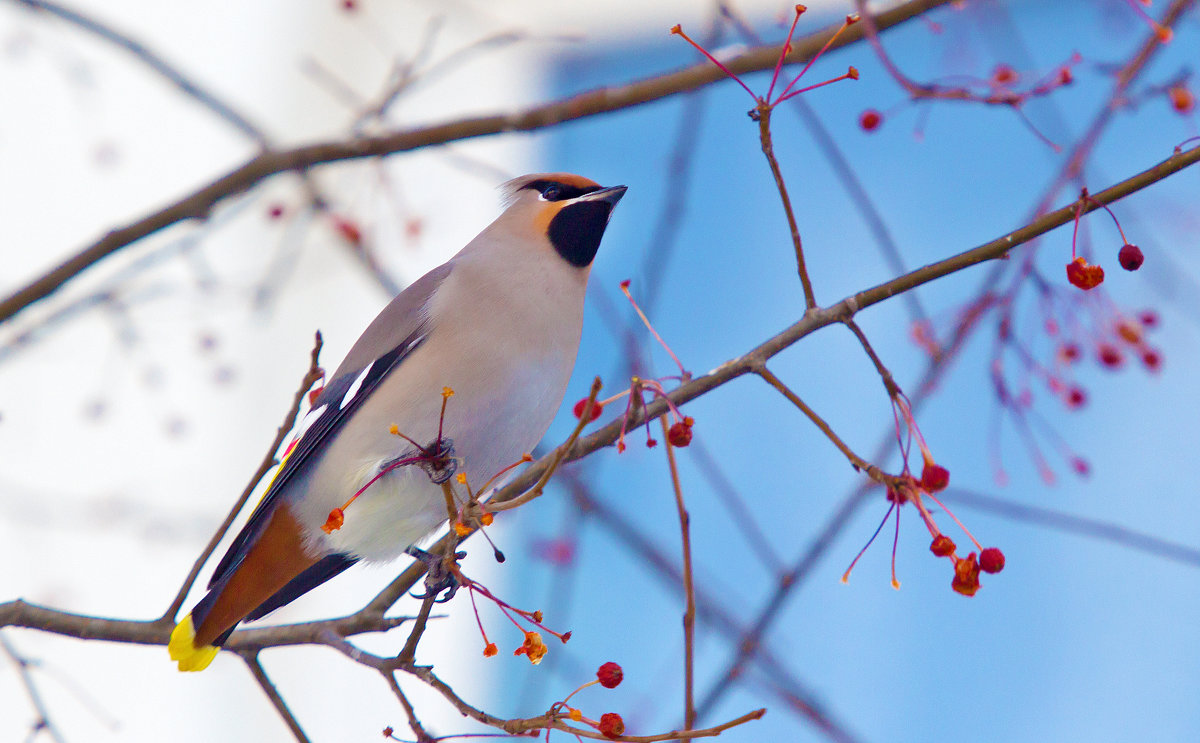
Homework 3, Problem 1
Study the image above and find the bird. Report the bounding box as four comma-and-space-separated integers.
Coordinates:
169, 173, 625, 671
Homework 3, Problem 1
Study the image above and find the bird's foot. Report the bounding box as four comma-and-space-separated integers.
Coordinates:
405, 545, 464, 603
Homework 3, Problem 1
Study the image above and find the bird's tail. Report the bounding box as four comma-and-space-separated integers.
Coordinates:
169, 504, 320, 672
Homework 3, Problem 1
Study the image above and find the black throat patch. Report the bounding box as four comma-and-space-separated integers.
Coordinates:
548, 201, 614, 267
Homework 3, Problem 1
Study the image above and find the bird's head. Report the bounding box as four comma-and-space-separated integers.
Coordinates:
497, 173, 627, 269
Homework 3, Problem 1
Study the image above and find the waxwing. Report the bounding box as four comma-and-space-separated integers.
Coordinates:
169, 173, 626, 671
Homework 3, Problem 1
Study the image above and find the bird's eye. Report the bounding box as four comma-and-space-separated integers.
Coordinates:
541, 185, 562, 201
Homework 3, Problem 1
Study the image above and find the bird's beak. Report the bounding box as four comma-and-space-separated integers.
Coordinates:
579, 185, 627, 206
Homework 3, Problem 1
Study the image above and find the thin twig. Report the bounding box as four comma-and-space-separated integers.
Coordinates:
754, 363, 886, 483
756, 105, 817, 309
163, 331, 324, 622
383, 671, 436, 743
242, 653, 313, 743
1, 633, 65, 743
661, 417, 697, 735
841, 318, 902, 398
397, 593, 439, 666
404, 662, 762, 742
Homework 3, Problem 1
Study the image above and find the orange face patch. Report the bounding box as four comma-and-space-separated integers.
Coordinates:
532, 199, 567, 237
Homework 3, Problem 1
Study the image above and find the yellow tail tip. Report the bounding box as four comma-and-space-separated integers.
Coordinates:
169, 615, 219, 672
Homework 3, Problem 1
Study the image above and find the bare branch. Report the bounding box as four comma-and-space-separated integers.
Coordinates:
242, 653, 313, 743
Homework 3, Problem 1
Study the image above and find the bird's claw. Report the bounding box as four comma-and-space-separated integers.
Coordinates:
405, 545, 464, 603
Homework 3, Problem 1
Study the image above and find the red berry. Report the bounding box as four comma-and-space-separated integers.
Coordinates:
930, 534, 956, 557
1059, 343, 1081, 363
597, 662, 624, 689
1066, 386, 1086, 409
859, 109, 882, 131
979, 547, 1005, 574
1142, 349, 1162, 371
667, 417, 694, 447
572, 398, 603, 421
920, 463, 950, 492
598, 712, 625, 740
1097, 344, 1123, 369
1118, 243, 1144, 271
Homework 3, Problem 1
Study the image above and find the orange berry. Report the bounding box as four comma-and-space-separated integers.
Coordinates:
951, 553, 982, 596
1168, 84, 1194, 113
1066, 257, 1104, 290
930, 534, 956, 557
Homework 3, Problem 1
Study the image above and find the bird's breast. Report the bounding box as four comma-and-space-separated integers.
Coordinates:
290, 264, 586, 562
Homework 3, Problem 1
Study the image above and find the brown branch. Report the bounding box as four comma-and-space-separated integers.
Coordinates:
163, 331, 324, 622
397, 593, 439, 666
242, 653, 313, 743
754, 363, 886, 484
405, 661, 762, 742
383, 671, 435, 743
538, 709, 766, 743
841, 319, 902, 398
756, 104, 817, 309
0, 0, 955, 325
661, 416, 696, 734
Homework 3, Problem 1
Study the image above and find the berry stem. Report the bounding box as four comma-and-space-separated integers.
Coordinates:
757, 105, 818, 309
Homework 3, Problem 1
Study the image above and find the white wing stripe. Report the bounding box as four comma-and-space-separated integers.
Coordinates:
341, 363, 374, 410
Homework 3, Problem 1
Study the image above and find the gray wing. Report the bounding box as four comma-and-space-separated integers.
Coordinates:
330, 262, 453, 379
207, 261, 453, 588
